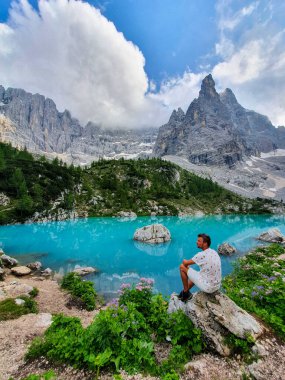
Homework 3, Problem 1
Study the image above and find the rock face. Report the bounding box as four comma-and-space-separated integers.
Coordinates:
218, 243, 237, 256
258, 228, 285, 243
134, 224, 171, 244
0, 85, 157, 164
153, 75, 285, 167
168, 292, 264, 356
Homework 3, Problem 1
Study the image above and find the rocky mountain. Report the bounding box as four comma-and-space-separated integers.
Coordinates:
0, 85, 157, 164
0, 85, 83, 153
153, 75, 285, 167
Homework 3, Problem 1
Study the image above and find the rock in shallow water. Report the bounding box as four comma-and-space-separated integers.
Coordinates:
258, 228, 285, 243
72, 266, 98, 276
133, 224, 171, 244
218, 242, 237, 256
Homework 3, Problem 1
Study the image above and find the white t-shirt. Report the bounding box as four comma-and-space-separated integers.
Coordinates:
192, 248, 221, 290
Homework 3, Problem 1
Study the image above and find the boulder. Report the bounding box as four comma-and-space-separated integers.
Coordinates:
134, 224, 171, 244
1, 254, 18, 268
41, 268, 53, 276
27, 261, 42, 271
257, 228, 285, 243
72, 266, 98, 276
11, 266, 32, 276
168, 291, 264, 356
218, 243, 237, 256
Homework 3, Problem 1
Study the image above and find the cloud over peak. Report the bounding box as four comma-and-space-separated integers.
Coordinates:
0, 0, 150, 128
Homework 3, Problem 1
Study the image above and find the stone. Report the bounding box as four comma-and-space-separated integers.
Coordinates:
41, 268, 53, 276
117, 211, 137, 218
11, 266, 32, 276
15, 298, 25, 306
218, 243, 237, 256
168, 291, 264, 356
1, 254, 18, 268
72, 266, 98, 276
277, 253, 285, 260
27, 261, 42, 271
257, 228, 285, 243
252, 342, 268, 357
134, 224, 171, 244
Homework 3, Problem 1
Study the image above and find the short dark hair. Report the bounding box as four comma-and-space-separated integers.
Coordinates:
198, 233, 211, 247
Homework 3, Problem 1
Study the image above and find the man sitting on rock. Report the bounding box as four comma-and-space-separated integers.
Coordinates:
178, 233, 221, 302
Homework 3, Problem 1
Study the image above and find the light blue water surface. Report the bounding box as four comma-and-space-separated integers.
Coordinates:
0, 215, 284, 299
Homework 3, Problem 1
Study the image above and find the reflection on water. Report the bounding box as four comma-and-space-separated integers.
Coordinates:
134, 241, 171, 256
0, 214, 284, 297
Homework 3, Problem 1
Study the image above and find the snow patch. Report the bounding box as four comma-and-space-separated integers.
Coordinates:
260, 149, 285, 158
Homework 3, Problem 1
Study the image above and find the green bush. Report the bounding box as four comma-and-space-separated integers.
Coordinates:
26, 278, 204, 378
0, 296, 38, 321
61, 272, 97, 311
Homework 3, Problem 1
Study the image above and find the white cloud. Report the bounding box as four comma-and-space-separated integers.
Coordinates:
1, 0, 285, 131
212, 1, 285, 126
0, 0, 149, 128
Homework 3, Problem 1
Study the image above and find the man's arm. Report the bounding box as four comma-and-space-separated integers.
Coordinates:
182, 259, 195, 267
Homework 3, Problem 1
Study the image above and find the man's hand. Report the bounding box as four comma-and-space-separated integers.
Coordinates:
182, 259, 195, 267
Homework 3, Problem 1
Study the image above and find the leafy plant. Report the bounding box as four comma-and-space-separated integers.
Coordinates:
61, 272, 97, 311
26, 278, 204, 378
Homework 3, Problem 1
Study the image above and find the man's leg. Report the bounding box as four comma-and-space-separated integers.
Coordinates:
180, 264, 195, 292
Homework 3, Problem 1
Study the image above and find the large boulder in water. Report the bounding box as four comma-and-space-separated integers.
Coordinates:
218, 242, 237, 256
168, 291, 264, 356
133, 224, 171, 244
257, 228, 285, 243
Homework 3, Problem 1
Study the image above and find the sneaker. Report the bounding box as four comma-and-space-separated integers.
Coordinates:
181, 291, 193, 302
177, 290, 184, 299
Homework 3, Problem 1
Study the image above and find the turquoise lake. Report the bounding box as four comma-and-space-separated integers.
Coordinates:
0, 215, 284, 299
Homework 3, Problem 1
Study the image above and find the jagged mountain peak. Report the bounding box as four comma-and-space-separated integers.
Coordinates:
169, 107, 185, 123
220, 88, 239, 106
199, 74, 219, 100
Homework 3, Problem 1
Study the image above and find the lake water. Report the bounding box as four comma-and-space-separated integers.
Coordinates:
0, 214, 284, 300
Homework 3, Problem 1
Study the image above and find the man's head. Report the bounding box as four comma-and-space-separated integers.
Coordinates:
197, 233, 211, 250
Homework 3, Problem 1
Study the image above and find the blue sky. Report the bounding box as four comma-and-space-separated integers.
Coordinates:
0, 0, 285, 128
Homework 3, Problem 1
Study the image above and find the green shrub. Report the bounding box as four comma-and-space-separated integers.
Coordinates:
0, 296, 38, 321
61, 272, 97, 311
26, 278, 204, 378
